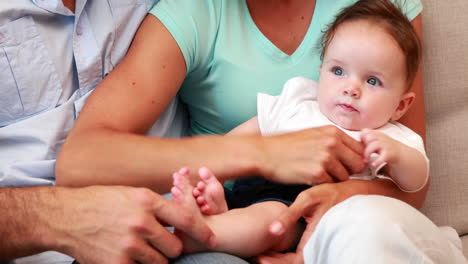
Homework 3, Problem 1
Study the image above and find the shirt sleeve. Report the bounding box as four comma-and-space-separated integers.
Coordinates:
257, 77, 318, 135
148, 0, 221, 74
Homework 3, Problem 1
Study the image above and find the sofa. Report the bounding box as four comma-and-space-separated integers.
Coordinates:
419, 0, 468, 259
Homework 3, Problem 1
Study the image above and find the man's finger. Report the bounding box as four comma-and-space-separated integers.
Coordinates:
130, 239, 168, 264
153, 199, 216, 248
144, 220, 183, 258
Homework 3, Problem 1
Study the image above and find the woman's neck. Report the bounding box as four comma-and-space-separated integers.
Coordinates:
246, 0, 316, 55
62, 0, 76, 13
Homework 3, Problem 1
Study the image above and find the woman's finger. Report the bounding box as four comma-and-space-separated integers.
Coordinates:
314, 168, 334, 184
269, 189, 316, 235
334, 127, 364, 155
296, 204, 329, 251
293, 250, 304, 264
334, 140, 365, 174
324, 155, 350, 182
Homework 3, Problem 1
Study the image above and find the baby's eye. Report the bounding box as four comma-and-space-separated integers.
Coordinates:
332, 67, 343, 76
367, 77, 381, 86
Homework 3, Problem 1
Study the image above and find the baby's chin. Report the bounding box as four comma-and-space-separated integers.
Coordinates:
328, 117, 364, 131
336, 123, 362, 131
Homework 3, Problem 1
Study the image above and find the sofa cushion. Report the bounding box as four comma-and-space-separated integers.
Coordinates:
462, 236, 468, 260
420, 0, 468, 236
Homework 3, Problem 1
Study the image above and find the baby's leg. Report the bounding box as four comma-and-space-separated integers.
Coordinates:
202, 201, 304, 258
172, 169, 303, 257
193, 167, 228, 215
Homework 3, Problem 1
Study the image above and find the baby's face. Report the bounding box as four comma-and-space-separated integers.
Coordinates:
317, 20, 408, 131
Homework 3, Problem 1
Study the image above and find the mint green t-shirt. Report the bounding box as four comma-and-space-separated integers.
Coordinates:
149, 0, 422, 136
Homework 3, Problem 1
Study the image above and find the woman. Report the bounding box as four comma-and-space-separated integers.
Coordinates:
57, 0, 465, 263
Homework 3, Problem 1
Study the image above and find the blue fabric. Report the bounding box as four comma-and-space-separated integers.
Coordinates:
150, 0, 422, 136
173, 252, 249, 264
0, 0, 157, 187
225, 177, 311, 209
71, 253, 250, 264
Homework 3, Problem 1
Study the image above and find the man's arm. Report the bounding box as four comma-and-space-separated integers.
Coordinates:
0, 187, 54, 259
0, 186, 215, 263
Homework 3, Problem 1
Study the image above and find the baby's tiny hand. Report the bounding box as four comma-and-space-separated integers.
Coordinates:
360, 129, 401, 168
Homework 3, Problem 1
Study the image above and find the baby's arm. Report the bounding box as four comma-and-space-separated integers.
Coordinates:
361, 129, 428, 192
226, 116, 261, 135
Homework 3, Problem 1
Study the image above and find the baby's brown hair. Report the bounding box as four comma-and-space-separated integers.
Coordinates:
320, 0, 421, 90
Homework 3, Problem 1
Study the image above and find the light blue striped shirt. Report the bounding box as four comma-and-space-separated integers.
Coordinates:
0, 0, 186, 187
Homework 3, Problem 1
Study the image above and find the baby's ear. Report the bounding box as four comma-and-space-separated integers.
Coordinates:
391, 92, 415, 121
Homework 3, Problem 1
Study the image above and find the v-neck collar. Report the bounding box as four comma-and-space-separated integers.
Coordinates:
242, 0, 319, 64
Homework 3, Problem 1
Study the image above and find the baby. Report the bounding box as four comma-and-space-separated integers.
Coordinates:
171, 0, 428, 258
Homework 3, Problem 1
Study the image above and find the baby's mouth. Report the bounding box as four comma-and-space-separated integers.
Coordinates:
338, 103, 358, 112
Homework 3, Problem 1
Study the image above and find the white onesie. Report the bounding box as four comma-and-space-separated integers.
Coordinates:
257, 77, 429, 192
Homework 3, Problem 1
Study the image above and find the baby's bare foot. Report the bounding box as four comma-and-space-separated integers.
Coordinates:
171, 167, 200, 215
192, 167, 228, 215
171, 167, 214, 253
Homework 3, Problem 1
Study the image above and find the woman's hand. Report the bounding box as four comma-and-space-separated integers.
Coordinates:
263, 176, 429, 263
262, 125, 365, 185
273, 183, 343, 244
258, 182, 353, 264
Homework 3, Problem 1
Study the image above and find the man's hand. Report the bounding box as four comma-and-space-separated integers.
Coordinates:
263, 126, 365, 185
60, 186, 215, 264
0, 186, 215, 264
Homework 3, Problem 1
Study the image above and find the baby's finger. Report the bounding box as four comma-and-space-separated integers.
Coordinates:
364, 141, 381, 161
360, 130, 377, 144
372, 152, 388, 168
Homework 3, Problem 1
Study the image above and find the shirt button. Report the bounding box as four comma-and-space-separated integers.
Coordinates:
76, 25, 83, 36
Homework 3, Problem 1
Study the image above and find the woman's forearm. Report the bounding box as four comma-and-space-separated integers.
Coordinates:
337, 178, 429, 209
56, 128, 264, 193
